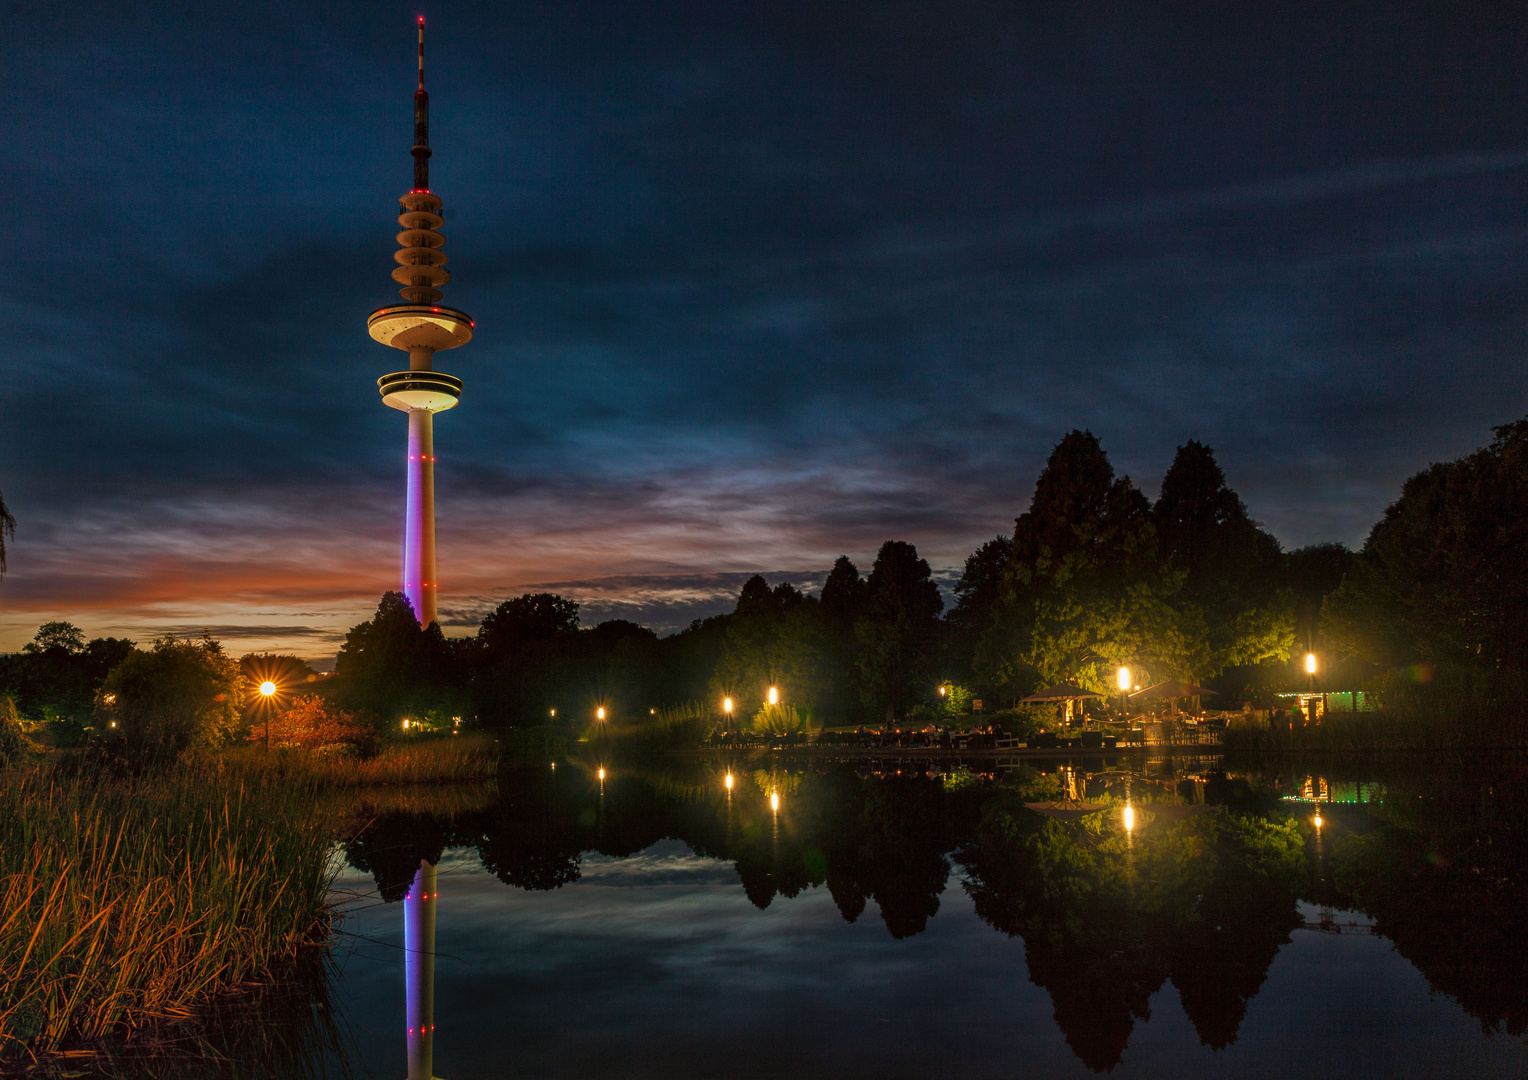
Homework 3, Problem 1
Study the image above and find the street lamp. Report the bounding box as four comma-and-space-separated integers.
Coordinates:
1117, 666, 1131, 718
258, 680, 277, 750
596, 706, 606, 721
1305, 653, 1317, 676
767, 686, 779, 706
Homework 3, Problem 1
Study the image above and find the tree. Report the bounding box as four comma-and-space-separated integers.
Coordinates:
818, 557, 866, 719
710, 576, 829, 720
0, 489, 13, 579
1287, 543, 1355, 652
98, 635, 242, 761
1154, 441, 1293, 676
24, 621, 87, 655
855, 542, 943, 719
335, 592, 451, 718
1324, 416, 1528, 670
978, 431, 1181, 698
946, 535, 1012, 682
479, 593, 580, 651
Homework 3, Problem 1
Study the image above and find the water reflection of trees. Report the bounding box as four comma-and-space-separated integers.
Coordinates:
957, 777, 1305, 1068
340, 759, 1528, 1071
1324, 768, 1528, 1037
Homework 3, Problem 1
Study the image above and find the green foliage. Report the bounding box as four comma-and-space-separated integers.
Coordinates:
939, 682, 975, 717
0, 632, 135, 726
978, 430, 1184, 696
710, 576, 829, 719
1155, 441, 1294, 674
0, 698, 29, 766
977, 432, 1295, 705
23, 621, 86, 655
98, 635, 242, 761
946, 536, 1013, 681
752, 701, 806, 734
1325, 416, 1528, 672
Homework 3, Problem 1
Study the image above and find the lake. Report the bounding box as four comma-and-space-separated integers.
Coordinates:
245, 754, 1528, 1078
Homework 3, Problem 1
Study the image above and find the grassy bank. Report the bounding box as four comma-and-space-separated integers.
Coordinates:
0, 734, 499, 1066
0, 759, 335, 1063
211, 732, 499, 787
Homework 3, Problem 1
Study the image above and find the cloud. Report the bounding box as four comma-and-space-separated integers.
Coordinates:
2, 0, 1523, 653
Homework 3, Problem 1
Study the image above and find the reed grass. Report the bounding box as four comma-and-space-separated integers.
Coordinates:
0, 760, 335, 1064
209, 732, 499, 788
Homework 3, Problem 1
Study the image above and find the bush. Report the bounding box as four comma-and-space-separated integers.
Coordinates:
752, 702, 805, 734
0, 698, 29, 766
97, 636, 241, 762
246, 695, 376, 756
940, 683, 975, 717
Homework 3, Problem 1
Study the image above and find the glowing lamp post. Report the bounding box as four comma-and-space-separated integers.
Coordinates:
1123, 804, 1135, 832
770, 791, 779, 813
259, 680, 277, 750
1116, 666, 1130, 716
596, 706, 606, 721
767, 686, 779, 706
725, 772, 734, 792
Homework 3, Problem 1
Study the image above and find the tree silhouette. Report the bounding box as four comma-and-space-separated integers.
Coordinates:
855, 541, 943, 719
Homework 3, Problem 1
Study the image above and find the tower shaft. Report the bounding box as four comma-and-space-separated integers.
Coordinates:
403, 409, 438, 629
370, 16, 473, 630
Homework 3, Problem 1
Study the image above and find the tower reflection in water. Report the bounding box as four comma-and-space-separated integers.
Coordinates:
404, 860, 438, 1080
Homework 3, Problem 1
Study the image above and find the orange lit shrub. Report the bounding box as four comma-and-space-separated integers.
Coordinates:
248, 694, 375, 755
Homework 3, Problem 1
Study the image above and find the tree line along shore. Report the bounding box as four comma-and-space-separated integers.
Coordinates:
3, 416, 1527, 761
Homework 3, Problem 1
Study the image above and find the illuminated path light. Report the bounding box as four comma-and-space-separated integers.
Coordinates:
368, 17, 475, 629
404, 860, 438, 1080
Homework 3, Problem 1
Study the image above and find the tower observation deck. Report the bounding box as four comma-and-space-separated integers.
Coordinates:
368, 16, 473, 628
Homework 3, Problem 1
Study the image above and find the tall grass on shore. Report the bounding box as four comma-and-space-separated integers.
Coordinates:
209, 732, 499, 788
601, 703, 712, 751
0, 760, 335, 1063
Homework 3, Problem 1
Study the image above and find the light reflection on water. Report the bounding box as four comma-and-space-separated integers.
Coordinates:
320, 757, 1528, 1079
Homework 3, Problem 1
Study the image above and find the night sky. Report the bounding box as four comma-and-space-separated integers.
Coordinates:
3, 1, 1523, 662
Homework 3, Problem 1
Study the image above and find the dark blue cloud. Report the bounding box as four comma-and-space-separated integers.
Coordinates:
1, 0, 1523, 653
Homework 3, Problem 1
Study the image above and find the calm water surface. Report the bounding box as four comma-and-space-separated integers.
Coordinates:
312, 756, 1528, 1079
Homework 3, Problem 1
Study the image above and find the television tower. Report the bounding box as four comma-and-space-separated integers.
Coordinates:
368, 16, 473, 628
